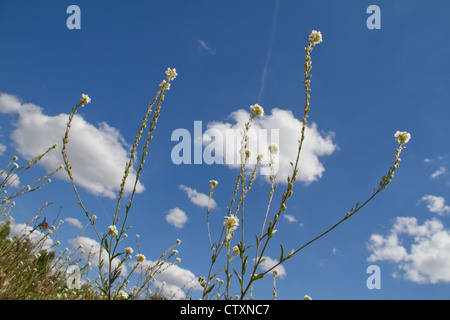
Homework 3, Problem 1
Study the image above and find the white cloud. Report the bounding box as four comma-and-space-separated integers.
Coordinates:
179, 184, 216, 209
65, 217, 83, 229
0, 93, 144, 199
198, 40, 215, 55
418, 195, 450, 216
166, 207, 188, 228
367, 216, 450, 284
205, 108, 336, 185
137, 260, 201, 299
69, 236, 126, 274
0, 143, 6, 156
283, 214, 297, 224
8, 222, 53, 250
430, 167, 447, 179
258, 256, 286, 278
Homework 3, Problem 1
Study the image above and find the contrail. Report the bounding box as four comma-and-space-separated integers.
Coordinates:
257, 0, 281, 104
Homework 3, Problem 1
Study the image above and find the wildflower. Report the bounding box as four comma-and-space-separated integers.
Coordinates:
224, 215, 239, 241
257, 154, 264, 161
165, 68, 178, 81
176, 257, 181, 263
118, 290, 129, 300
13, 163, 19, 169
80, 93, 91, 105
160, 80, 171, 90
172, 249, 178, 254
250, 104, 264, 116
309, 30, 323, 44
244, 149, 252, 159
176, 239, 182, 245
394, 131, 411, 145
107, 225, 118, 237
125, 247, 134, 255
223, 215, 239, 232
268, 144, 279, 154
209, 180, 218, 187
303, 295, 312, 300
232, 246, 240, 255
136, 254, 146, 263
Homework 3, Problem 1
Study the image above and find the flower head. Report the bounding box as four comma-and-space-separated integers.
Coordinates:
136, 254, 146, 263
107, 225, 118, 237
125, 247, 134, 255
80, 94, 91, 106
165, 68, 178, 81
394, 131, 411, 145
118, 290, 129, 300
309, 30, 323, 44
209, 180, 218, 187
268, 144, 279, 154
223, 215, 239, 233
250, 104, 264, 117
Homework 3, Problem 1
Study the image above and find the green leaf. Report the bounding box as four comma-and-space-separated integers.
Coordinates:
233, 269, 243, 286
204, 284, 215, 295
279, 244, 284, 263
252, 273, 264, 281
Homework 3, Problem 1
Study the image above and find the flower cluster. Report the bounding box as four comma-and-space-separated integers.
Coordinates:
309, 30, 323, 45
250, 104, 264, 117
268, 144, 279, 154
209, 180, 218, 187
79, 93, 91, 106
107, 225, 118, 237
165, 68, 178, 81
395, 131, 411, 145
223, 215, 239, 241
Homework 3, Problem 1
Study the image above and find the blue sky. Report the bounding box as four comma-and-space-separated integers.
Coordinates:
1, 0, 450, 299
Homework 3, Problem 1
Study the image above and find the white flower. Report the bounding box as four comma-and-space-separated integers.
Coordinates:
118, 290, 129, 300
303, 295, 312, 300
107, 225, 118, 237
223, 215, 239, 232
80, 93, 91, 105
268, 144, 279, 154
160, 80, 171, 90
394, 131, 411, 145
209, 180, 218, 187
232, 246, 240, 255
309, 30, 323, 44
244, 149, 252, 159
125, 247, 134, 255
176, 239, 182, 245
165, 68, 178, 81
175, 257, 181, 263
136, 254, 146, 263
250, 104, 264, 116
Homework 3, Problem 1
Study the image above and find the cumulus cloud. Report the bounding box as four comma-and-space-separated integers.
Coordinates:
69, 236, 126, 274
166, 207, 188, 228
179, 184, 216, 209
136, 260, 201, 299
258, 256, 286, 278
65, 217, 83, 229
205, 108, 336, 185
0, 93, 144, 199
8, 222, 53, 250
367, 196, 450, 284
418, 195, 450, 216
